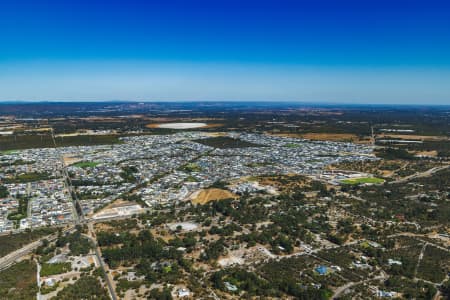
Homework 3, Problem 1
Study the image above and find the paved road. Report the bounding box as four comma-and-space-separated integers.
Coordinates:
50, 128, 83, 224
86, 223, 118, 300
0, 234, 55, 271
36, 259, 42, 300
26, 182, 32, 224
332, 272, 387, 299
0, 227, 76, 272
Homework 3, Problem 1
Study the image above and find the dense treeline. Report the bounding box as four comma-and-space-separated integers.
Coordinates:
56, 229, 92, 256
258, 259, 332, 299
120, 165, 138, 183
0, 134, 123, 151
99, 229, 191, 284
211, 268, 275, 297
0, 185, 9, 197
7, 195, 29, 221
194, 137, 263, 149
2, 172, 51, 183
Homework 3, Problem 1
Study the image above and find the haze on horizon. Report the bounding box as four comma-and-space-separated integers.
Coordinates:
1, 0, 449, 105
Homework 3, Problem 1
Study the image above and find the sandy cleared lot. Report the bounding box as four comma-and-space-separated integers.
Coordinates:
167, 222, 199, 231
415, 150, 438, 157
191, 188, 237, 205
376, 134, 449, 141
62, 155, 82, 166
91, 201, 143, 220
271, 132, 369, 143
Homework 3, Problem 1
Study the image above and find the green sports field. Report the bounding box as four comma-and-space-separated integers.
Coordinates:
340, 177, 384, 185
71, 161, 99, 168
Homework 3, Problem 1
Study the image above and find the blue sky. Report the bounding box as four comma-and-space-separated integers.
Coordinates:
0, 0, 449, 104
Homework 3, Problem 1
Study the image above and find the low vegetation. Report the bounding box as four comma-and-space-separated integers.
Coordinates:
0, 228, 55, 257
50, 276, 109, 300
194, 137, 263, 149
0, 260, 38, 299
2, 172, 51, 183
56, 229, 93, 256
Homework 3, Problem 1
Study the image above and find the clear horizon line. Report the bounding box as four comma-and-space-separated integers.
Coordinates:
0, 99, 449, 107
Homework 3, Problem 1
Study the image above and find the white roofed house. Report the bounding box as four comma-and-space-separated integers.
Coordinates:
177, 288, 191, 298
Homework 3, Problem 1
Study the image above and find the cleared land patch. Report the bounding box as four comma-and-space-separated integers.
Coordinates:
376, 133, 450, 141
62, 155, 82, 166
272, 132, 368, 143
192, 188, 237, 205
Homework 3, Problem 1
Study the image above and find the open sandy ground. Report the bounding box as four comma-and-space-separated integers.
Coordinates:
146, 122, 223, 129
376, 134, 449, 141
191, 188, 237, 205
270, 132, 370, 143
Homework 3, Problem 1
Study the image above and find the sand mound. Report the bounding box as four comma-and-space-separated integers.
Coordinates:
192, 188, 237, 205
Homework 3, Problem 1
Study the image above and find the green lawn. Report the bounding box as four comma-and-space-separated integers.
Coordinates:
71, 161, 99, 168
185, 175, 199, 182
0, 150, 18, 155
181, 162, 202, 172
41, 262, 72, 276
340, 177, 385, 185
285, 143, 300, 148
